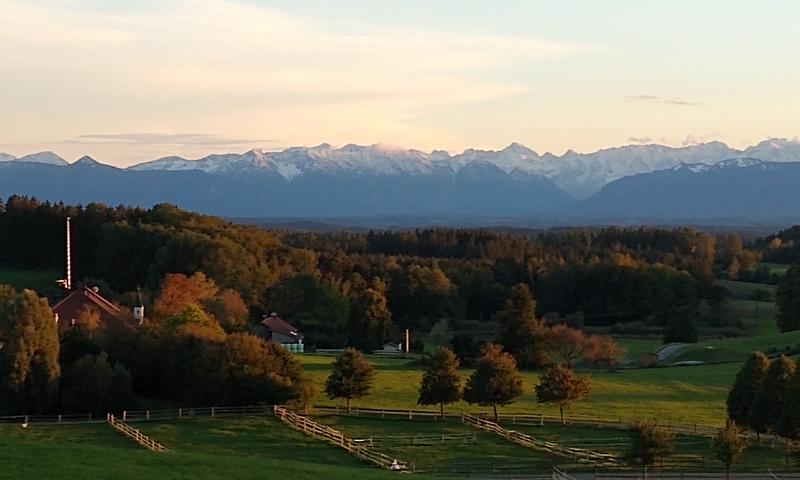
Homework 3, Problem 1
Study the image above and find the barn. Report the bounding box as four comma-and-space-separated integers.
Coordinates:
251, 312, 304, 353
51, 286, 127, 335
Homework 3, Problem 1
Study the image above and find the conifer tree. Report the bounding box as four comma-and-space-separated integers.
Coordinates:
748, 355, 796, 436
324, 348, 375, 413
535, 364, 592, 424
497, 284, 550, 368
463, 343, 524, 422
418, 346, 462, 417
726, 351, 769, 425
777, 262, 800, 332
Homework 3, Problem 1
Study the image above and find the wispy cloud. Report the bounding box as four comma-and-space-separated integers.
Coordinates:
66, 133, 277, 147
681, 133, 724, 146
625, 94, 701, 107
627, 136, 653, 144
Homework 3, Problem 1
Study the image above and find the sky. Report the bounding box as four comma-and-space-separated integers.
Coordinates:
1, 0, 799, 167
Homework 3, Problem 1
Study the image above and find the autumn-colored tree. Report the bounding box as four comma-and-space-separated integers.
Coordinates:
726, 351, 769, 426
418, 347, 462, 417
583, 334, 624, 371
325, 348, 375, 413
74, 304, 101, 334
712, 420, 747, 480
497, 284, 551, 368
206, 288, 249, 332
535, 364, 592, 424
0, 286, 60, 414
627, 421, 675, 480
463, 343, 524, 422
349, 277, 393, 351
153, 272, 218, 319
549, 324, 586, 368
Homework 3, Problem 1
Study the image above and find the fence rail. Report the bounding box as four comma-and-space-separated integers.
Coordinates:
462, 412, 621, 468
273, 406, 409, 472
106, 414, 168, 452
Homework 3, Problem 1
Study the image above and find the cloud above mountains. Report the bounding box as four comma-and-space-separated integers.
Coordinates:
625, 94, 701, 107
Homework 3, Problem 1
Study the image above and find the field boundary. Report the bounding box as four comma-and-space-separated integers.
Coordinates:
273, 406, 409, 472
461, 412, 620, 468
106, 414, 168, 452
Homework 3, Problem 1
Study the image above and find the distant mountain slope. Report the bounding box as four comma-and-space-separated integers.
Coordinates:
0, 157, 573, 217
579, 159, 800, 218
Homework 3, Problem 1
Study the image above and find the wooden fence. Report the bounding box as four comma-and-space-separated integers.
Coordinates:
273, 406, 409, 472
106, 414, 168, 452
352, 432, 477, 448
553, 467, 578, 479
461, 412, 621, 468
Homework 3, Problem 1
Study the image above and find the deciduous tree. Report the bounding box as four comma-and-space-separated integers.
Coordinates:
534, 364, 592, 424
418, 347, 462, 417
0, 286, 60, 414
324, 348, 375, 413
463, 343, 524, 422
712, 420, 747, 480
627, 421, 675, 480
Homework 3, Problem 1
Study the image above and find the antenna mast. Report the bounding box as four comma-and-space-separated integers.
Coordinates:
64, 217, 72, 290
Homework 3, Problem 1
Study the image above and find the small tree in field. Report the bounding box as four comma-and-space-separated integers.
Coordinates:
534, 364, 591, 425
627, 421, 675, 480
324, 348, 375, 413
418, 347, 462, 417
712, 419, 747, 480
549, 324, 585, 368
583, 334, 624, 371
463, 343, 524, 422
726, 351, 769, 426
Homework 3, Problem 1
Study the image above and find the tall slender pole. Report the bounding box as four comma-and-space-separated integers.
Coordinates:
405, 328, 410, 353
65, 217, 72, 290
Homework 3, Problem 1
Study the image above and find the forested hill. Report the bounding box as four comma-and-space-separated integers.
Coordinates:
2, 195, 787, 350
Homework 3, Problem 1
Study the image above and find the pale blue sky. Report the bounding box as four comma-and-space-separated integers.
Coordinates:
1, 0, 798, 166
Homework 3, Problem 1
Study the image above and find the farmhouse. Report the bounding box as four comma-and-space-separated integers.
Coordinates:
252, 312, 305, 353
51, 286, 127, 335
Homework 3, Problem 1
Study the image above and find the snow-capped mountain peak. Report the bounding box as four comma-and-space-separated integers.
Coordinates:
16, 151, 68, 166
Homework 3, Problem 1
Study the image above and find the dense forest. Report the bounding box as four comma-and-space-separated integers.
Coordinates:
3, 195, 794, 348
3, 196, 800, 416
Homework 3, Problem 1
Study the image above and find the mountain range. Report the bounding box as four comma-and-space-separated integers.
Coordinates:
2, 139, 800, 221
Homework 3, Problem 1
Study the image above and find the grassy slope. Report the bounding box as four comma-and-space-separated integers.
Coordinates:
0, 266, 60, 291
300, 355, 736, 426
0, 417, 399, 480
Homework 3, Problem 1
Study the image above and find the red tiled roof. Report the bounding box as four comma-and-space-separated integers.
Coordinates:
260, 314, 303, 340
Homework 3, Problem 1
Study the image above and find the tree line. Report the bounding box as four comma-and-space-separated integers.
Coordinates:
2, 196, 774, 349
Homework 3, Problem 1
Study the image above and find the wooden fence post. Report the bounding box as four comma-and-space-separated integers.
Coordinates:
211, 407, 215, 417
145, 410, 150, 421
178, 408, 182, 418
57, 414, 62, 424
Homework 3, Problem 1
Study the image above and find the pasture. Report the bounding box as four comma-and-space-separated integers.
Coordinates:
0, 266, 60, 291
298, 354, 738, 426
0, 416, 400, 480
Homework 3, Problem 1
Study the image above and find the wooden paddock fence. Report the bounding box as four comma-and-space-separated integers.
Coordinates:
106, 414, 168, 452
273, 406, 409, 472
461, 412, 621, 469
353, 432, 478, 448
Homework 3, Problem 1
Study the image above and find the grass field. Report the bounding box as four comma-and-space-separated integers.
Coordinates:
0, 266, 60, 291
0, 416, 400, 480
671, 330, 800, 364
715, 279, 776, 301
506, 422, 788, 472
299, 355, 739, 426
313, 414, 554, 474
759, 262, 790, 277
